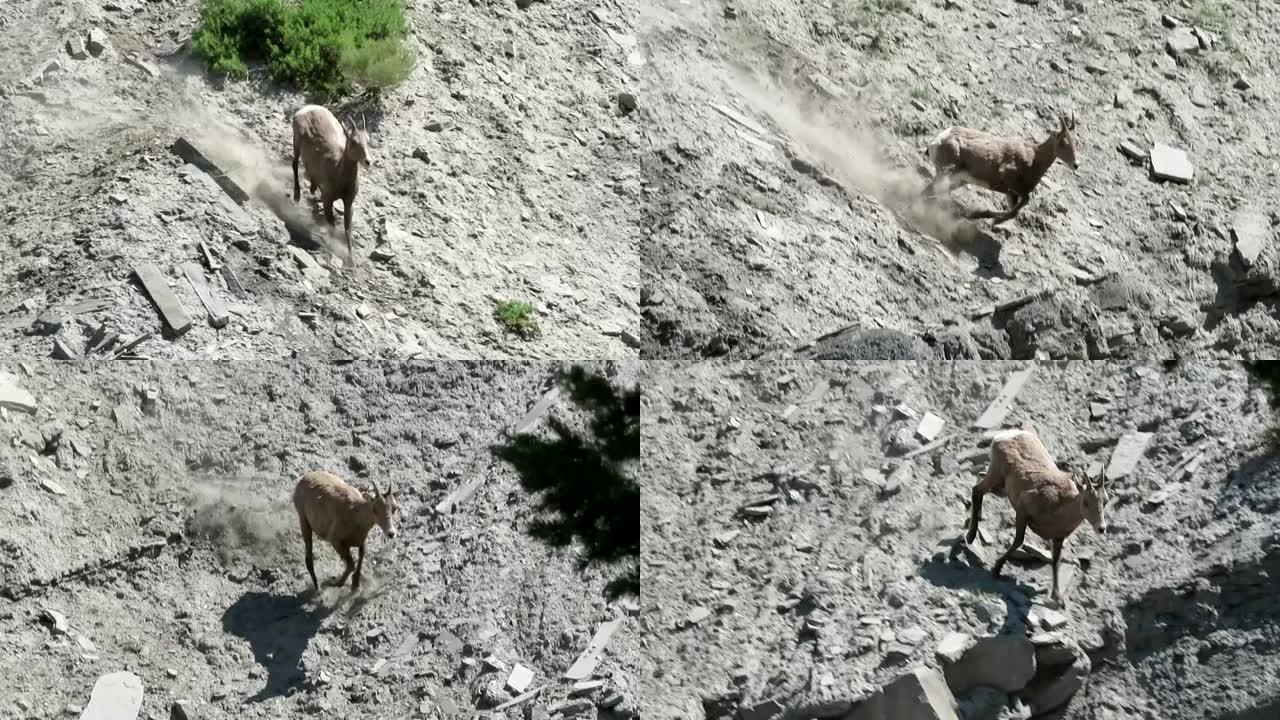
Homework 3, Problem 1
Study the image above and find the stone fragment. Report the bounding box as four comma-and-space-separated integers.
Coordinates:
848, 667, 959, 720
134, 263, 193, 336
67, 36, 88, 60
1232, 211, 1270, 267
1166, 27, 1200, 57
87, 28, 107, 56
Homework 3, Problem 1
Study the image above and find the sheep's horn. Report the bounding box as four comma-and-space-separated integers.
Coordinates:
370, 480, 382, 497
386, 481, 394, 495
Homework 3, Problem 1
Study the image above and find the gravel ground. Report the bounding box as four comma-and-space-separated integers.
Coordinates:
0, 0, 640, 360
640, 359, 1280, 719
640, 0, 1280, 360
0, 360, 638, 719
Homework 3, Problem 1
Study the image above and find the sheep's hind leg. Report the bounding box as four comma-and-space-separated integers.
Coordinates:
992, 515, 1027, 578
292, 153, 301, 203
329, 544, 355, 587
300, 516, 318, 592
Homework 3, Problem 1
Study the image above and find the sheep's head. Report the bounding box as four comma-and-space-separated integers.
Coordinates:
367, 481, 398, 538
1075, 470, 1109, 534
1054, 111, 1079, 170
344, 122, 372, 170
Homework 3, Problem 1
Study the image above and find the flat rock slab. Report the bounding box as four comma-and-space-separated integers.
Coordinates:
170, 137, 249, 205
134, 264, 192, 336
80, 671, 143, 720
1105, 431, 1154, 482
974, 367, 1036, 429
1232, 210, 1270, 267
849, 667, 959, 720
0, 371, 37, 414
564, 618, 624, 680
1150, 143, 1194, 183
181, 262, 229, 329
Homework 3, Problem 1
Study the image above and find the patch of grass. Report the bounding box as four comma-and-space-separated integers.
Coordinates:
1189, 0, 1248, 62
1068, 30, 1104, 51
991, 103, 1008, 118
843, 0, 911, 32
495, 300, 541, 340
1053, 86, 1073, 96
191, 0, 414, 100
910, 84, 932, 100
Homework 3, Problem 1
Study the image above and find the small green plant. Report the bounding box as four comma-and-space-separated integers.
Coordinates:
911, 84, 932, 101
495, 300, 541, 340
1053, 86, 1073, 96
1189, 0, 1248, 62
1068, 30, 1104, 51
191, 0, 414, 99
843, 0, 910, 31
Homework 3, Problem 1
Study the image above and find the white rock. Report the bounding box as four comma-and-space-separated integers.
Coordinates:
916, 412, 945, 442
1149, 144, 1194, 183
507, 664, 534, 693
80, 671, 143, 720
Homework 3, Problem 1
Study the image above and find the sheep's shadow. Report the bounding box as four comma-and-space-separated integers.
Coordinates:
222, 590, 333, 702
919, 536, 1047, 636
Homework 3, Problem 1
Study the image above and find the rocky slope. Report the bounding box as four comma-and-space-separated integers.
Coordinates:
0, 0, 640, 360
0, 360, 638, 719
640, 0, 1280, 360
640, 359, 1280, 719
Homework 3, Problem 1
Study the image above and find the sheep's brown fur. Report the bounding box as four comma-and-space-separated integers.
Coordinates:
965, 429, 1109, 606
291, 105, 371, 264
293, 470, 397, 592
924, 111, 1078, 225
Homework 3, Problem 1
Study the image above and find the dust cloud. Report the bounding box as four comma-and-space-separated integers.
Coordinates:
723, 68, 993, 258
185, 478, 295, 567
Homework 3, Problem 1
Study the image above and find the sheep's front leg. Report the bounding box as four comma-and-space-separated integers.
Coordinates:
993, 193, 1028, 226
330, 544, 355, 587
992, 515, 1027, 578
322, 198, 336, 227
352, 542, 366, 591
1050, 538, 1065, 607
924, 169, 954, 200
343, 197, 355, 266
965, 482, 987, 545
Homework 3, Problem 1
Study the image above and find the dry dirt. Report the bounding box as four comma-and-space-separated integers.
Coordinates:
0, 360, 638, 719
0, 0, 640, 360
640, 359, 1280, 719
640, 0, 1280, 360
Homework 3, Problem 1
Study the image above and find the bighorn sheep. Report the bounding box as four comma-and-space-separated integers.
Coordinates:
293, 470, 397, 593
291, 105, 372, 264
964, 429, 1109, 606
923, 111, 1078, 225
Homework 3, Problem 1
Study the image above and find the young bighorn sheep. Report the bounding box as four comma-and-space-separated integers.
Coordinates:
291, 105, 372, 264
923, 111, 1079, 225
293, 470, 397, 593
965, 429, 1109, 607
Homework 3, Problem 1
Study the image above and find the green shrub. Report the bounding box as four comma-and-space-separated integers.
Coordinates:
191, 0, 414, 99
494, 300, 541, 340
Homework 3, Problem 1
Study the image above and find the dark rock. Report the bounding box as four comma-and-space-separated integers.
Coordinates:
808, 328, 934, 360
1006, 296, 1106, 360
